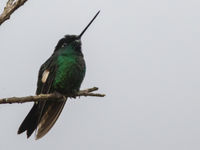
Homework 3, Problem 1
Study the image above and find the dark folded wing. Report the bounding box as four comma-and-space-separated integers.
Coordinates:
35, 55, 67, 139
18, 56, 57, 137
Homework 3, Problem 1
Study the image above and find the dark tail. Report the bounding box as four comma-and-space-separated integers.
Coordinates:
17, 103, 40, 138
18, 98, 67, 139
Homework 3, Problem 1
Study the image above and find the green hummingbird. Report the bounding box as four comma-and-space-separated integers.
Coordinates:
17, 11, 100, 139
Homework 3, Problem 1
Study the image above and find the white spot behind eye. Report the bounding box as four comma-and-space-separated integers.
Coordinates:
41, 70, 50, 83
75, 39, 80, 43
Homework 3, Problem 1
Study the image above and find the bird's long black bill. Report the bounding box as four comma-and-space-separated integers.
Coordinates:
78, 10, 100, 38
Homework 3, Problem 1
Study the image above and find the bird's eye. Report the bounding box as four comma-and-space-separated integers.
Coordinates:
61, 43, 67, 48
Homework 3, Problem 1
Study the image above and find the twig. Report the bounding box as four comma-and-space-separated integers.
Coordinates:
0, 87, 105, 104
0, 0, 28, 25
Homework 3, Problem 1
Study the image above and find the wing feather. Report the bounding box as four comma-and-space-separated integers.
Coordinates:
18, 54, 67, 139
35, 55, 67, 139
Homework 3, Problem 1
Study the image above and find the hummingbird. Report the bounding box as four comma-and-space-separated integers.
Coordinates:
17, 11, 100, 139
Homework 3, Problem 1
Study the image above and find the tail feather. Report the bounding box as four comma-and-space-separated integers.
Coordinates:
35, 98, 67, 139
18, 98, 67, 139
18, 103, 40, 138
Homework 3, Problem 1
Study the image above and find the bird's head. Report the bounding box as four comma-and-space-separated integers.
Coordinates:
54, 35, 81, 52
54, 11, 100, 52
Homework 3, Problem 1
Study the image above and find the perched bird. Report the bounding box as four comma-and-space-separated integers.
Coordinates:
17, 11, 100, 139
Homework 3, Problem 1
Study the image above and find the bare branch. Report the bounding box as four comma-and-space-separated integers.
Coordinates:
0, 87, 105, 104
0, 0, 28, 25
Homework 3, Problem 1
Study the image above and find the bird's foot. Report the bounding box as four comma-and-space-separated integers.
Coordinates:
69, 90, 78, 99
53, 91, 67, 100
53, 91, 63, 97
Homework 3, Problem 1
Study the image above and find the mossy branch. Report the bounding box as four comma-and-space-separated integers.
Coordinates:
0, 87, 105, 104
0, 0, 28, 25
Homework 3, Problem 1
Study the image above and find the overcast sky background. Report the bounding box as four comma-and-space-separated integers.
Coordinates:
1, 0, 200, 149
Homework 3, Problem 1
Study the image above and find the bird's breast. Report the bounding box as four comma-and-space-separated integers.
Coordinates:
53, 55, 86, 94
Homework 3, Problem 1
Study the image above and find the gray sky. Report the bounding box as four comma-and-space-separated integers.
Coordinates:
1, 0, 200, 149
